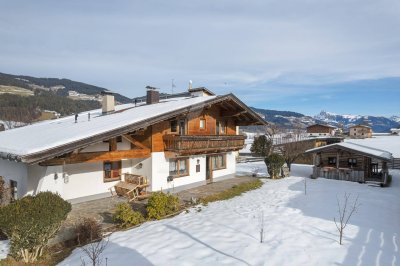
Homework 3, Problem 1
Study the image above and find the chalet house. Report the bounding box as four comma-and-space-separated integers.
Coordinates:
349, 124, 372, 139
305, 142, 392, 185
306, 124, 336, 137
0, 88, 266, 203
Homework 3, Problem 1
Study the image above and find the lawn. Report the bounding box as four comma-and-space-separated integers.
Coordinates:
59, 166, 400, 266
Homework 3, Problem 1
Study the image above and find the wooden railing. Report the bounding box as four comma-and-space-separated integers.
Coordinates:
312, 166, 365, 182
163, 134, 246, 155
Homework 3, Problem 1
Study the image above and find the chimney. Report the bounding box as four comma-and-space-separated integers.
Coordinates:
188, 80, 193, 91
146, 86, 160, 104
101, 90, 115, 114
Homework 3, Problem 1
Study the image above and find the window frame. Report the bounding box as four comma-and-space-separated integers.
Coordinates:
103, 160, 122, 182
169, 157, 189, 178
348, 158, 357, 167
328, 157, 337, 166
211, 154, 227, 170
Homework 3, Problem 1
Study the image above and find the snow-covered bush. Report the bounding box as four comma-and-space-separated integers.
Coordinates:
113, 203, 144, 228
146, 192, 180, 220
0, 192, 71, 263
75, 218, 102, 245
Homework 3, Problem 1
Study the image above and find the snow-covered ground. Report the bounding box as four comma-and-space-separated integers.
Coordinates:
59, 166, 400, 266
345, 135, 400, 157
236, 161, 268, 177
0, 240, 9, 260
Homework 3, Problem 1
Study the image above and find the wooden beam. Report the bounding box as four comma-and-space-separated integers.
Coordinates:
122, 135, 149, 150
40, 149, 151, 166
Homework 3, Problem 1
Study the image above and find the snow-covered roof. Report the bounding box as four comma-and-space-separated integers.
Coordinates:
305, 142, 393, 161
0, 93, 266, 163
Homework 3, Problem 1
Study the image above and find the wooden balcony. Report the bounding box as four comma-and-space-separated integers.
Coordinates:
163, 134, 246, 155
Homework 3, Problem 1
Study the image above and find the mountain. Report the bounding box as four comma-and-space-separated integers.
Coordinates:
250, 108, 400, 133
0, 72, 131, 104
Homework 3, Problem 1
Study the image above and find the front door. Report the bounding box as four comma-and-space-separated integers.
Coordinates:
206, 156, 213, 183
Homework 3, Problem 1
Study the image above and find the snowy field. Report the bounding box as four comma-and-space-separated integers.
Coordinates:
345, 135, 400, 157
59, 166, 400, 266
236, 161, 268, 177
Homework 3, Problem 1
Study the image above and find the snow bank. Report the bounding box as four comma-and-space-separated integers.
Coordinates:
0, 240, 9, 260
60, 168, 400, 266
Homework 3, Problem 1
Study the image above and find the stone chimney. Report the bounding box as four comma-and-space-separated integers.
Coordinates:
101, 90, 115, 114
146, 86, 160, 104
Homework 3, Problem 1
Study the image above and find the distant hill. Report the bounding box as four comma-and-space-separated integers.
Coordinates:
0, 72, 131, 104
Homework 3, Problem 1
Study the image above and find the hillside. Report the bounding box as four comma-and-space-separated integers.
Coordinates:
0, 72, 131, 103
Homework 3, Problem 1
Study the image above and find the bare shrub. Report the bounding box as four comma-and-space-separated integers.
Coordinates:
80, 238, 109, 266
334, 193, 360, 245
75, 218, 102, 246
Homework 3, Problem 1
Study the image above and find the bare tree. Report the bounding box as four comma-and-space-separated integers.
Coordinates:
334, 193, 359, 245
277, 140, 315, 171
80, 238, 109, 266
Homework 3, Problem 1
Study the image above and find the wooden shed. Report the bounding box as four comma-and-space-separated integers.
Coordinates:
305, 142, 392, 185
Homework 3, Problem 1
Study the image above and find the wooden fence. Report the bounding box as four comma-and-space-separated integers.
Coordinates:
389, 158, 400, 170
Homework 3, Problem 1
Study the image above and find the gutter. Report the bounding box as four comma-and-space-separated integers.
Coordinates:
0, 152, 22, 162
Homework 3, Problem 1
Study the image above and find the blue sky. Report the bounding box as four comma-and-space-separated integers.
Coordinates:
0, 0, 399, 116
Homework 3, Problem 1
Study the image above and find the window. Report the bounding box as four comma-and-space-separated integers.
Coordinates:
199, 119, 206, 129
169, 158, 189, 177
104, 161, 122, 182
211, 154, 226, 170
328, 157, 336, 165
170, 120, 178, 133
348, 158, 357, 167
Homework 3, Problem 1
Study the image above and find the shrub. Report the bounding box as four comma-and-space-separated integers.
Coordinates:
113, 203, 144, 228
146, 192, 180, 220
0, 191, 71, 263
265, 153, 285, 179
75, 218, 102, 245
201, 180, 263, 203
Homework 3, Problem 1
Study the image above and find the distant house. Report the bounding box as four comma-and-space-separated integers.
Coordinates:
0, 87, 266, 204
305, 142, 392, 185
306, 124, 336, 137
390, 128, 400, 135
349, 125, 372, 139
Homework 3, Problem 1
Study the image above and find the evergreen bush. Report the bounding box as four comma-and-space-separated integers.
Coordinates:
0, 191, 71, 263
146, 192, 180, 220
265, 153, 285, 179
113, 203, 144, 228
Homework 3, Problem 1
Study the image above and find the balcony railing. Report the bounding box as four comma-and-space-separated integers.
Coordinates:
163, 134, 246, 155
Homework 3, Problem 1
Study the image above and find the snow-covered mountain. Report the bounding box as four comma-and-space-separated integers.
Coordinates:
314, 110, 399, 132
249, 108, 400, 133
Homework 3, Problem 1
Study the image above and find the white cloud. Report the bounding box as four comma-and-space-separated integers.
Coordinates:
0, 0, 399, 100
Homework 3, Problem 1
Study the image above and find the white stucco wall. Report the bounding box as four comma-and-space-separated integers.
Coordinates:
0, 159, 28, 199
212, 152, 236, 180
28, 164, 64, 196
150, 152, 207, 192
